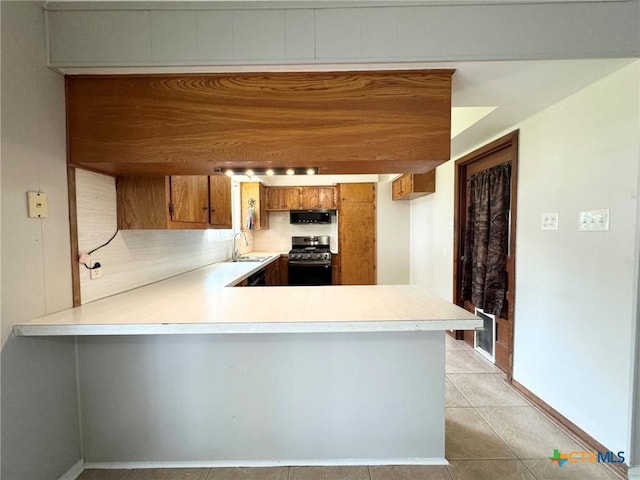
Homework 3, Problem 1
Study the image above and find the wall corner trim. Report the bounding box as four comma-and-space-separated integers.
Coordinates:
58, 459, 84, 480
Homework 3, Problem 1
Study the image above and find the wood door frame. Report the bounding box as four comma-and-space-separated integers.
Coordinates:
452, 130, 519, 380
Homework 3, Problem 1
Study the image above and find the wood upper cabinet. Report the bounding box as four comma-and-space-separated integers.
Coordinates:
241, 182, 268, 230
338, 183, 376, 285
117, 175, 231, 229
118, 176, 208, 229
266, 186, 337, 211
300, 186, 337, 209
170, 175, 210, 224
266, 187, 301, 211
209, 175, 232, 229
392, 170, 436, 200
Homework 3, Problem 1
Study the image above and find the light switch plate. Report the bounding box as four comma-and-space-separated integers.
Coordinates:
541, 212, 559, 230
579, 209, 610, 231
27, 191, 48, 218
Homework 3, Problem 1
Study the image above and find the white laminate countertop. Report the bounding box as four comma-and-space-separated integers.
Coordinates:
14, 253, 482, 337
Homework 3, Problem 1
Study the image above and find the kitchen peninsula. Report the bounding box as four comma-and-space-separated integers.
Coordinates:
14, 255, 481, 468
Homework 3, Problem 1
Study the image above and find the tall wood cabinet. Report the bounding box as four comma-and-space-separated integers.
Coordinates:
338, 183, 376, 285
241, 182, 269, 230
117, 175, 232, 229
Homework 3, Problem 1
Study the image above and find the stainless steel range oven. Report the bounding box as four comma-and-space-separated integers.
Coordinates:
288, 236, 332, 286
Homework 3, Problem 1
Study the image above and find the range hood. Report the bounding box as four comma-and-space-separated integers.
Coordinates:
290, 210, 335, 224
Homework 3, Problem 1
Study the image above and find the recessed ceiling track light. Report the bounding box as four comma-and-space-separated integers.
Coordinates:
224, 167, 318, 176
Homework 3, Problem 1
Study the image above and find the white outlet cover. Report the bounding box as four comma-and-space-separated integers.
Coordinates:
578, 209, 610, 231
541, 212, 559, 231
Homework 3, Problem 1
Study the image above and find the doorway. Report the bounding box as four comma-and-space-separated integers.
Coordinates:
453, 131, 519, 379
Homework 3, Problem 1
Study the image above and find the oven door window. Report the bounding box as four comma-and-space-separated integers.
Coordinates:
288, 263, 332, 286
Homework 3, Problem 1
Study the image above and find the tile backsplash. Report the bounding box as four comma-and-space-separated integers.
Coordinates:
252, 211, 338, 252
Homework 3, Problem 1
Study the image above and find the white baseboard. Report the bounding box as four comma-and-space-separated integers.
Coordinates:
85, 458, 448, 469
629, 466, 640, 479
58, 459, 84, 480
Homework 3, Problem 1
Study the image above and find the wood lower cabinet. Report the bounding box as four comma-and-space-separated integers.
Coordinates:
338, 183, 376, 285
117, 175, 232, 230
392, 170, 436, 200
331, 253, 341, 285
265, 260, 280, 285
209, 175, 232, 228
279, 256, 289, 285
241, 182, 268, 230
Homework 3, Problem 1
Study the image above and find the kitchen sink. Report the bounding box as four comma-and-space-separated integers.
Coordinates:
227, 256, 270, 263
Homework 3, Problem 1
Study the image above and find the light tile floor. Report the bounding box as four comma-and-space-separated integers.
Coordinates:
77, 336, 625, 480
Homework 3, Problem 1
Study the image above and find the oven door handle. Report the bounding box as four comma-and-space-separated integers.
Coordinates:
288, 261, 332, 267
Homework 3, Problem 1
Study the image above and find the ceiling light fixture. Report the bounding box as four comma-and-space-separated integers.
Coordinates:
222, 167, 318, 176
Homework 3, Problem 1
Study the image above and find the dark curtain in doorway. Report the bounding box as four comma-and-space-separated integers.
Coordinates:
461, 163, 512, 316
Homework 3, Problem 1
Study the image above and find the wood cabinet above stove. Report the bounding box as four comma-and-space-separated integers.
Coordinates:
65, 70, 453, 176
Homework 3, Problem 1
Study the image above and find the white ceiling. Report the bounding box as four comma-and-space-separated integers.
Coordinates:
447, 58, 636, 158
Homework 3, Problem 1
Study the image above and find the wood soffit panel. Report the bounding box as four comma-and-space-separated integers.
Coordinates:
65, 70, 453, 176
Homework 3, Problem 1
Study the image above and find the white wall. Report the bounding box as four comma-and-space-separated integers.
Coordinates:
1, 2, 81, 478
410, 165, 456, 300
377, 175, 410, 285
410, 62, 640, 455
513, 62, 639, 454
76, 169, 233, 303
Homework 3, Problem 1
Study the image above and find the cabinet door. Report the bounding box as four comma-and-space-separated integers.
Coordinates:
338, 183, 376, 285
391, 176, 404, 200
266, 187, 301, 210
300, 186, 337, 209
170, 176, 209, 224
241, 182, 268, 230
209, 175, 232, 228
117, 176, 169, 229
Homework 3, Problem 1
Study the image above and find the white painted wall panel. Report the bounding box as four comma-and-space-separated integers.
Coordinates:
150, 10, 198, 62
285, 9, 315, 60
362, 7, 397, 59
315, 8, 362, 59
46, 3, 640, 68
396, 7, 451, 59
232, 9, 285, 60
1, 3, 80, 479
78, 331, 445, 464
48, 10, 151, 65
197, 10, 234, 61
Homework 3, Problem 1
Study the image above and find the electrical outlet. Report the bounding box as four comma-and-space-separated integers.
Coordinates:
578, 209, 610, 231
541, 212, 559, 230
89, 260, 102, 280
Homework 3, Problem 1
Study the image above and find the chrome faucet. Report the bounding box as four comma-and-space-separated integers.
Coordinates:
232, 231, 249, 261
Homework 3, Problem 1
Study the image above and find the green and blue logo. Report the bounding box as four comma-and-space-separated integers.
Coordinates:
550, 449, 625, 467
